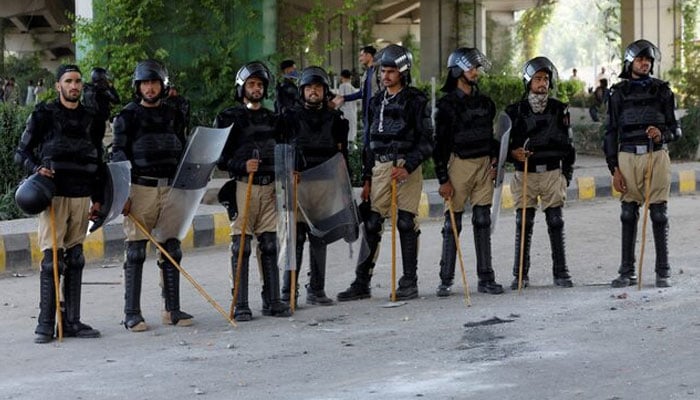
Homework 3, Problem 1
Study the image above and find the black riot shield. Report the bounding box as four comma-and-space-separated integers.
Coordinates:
275, 144, 296, 272
297, 153, 360, 244
88, 161, 131, 233
152, 126, 232, 242
491, 112, 512, 234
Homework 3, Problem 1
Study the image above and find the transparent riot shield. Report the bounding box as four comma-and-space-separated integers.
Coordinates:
152, 125, 232, 242
88, 160, 131, 233
297, 153, 360, 244
491, 112, 512, 234
275, 143, 296, 272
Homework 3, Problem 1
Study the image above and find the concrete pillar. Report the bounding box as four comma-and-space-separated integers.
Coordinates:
74, 0, 93, 61
620, 0, 682, 79
486, 11, 517, 74
420, 0, 455, 82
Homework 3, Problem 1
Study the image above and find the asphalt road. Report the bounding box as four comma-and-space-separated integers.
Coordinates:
1, 195, 699, 400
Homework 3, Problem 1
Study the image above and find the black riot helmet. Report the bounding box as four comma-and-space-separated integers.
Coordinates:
298, 66, 331, 100
235, 61, 272, 102
522, 56, 559, 92
620, 39, 661, 79
14, 173, 56, 215
377, 44, 413, 85
90, 67, 110, 84
442, 47, 491, 92
132, 59, 169, 99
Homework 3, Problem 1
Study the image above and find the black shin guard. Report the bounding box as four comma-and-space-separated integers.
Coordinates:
124, 240, 146, 330
613, 202, 639, 287
650, 203, 670, 286
473, 206, 503, 294
159, 239, 193, 326
259, 232, 290, 316
439, 211, 460, 287
231, 235, 252, 320
545, 207, 572, 287
35, 249, 63, 341
63, 245, 100, 337
396, 210, 419, 300
512, 208, 535, 289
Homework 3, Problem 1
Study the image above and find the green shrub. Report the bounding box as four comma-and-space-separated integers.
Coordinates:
669, 106, 700, 160
0, 103, 32, 220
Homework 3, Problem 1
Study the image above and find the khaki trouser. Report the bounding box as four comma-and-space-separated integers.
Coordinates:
370, 159, 423, 217
123, 184, 171, 241
231, 182, 277, 235
510, 169, 567, 210
38, 196, 90, 251
618, 150, 671, 204
446, 155, 493, 213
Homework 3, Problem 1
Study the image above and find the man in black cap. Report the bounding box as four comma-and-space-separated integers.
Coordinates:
15, 64, 106, 343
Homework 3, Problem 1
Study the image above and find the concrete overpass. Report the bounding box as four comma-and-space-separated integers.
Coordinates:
2, 0, 685, 81
0, 0, 75, 72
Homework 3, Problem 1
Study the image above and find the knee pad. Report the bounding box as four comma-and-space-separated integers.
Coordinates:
126, 240, 147, 266
64, 244, 85, 269
545, 207, 564, 230
471, 206, 490, 229
161, 238, 182, 264
649, 203, 668, 224
620, 202, 640, 224
442, 212, 462, 236
397, 210, 416, 233
231, 235, 252, 258
41, 249, 64, 274
258, 232, 277, 256
365, 211, 384, 235
515, 208, 535, 229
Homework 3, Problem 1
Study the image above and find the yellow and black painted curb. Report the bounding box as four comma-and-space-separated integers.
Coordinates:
1, 169, 697, 274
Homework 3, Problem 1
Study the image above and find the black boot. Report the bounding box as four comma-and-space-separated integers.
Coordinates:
395, 210, 419, 300
612, 202, 639, 288
62, 245, 100, 338
124, 240, 147, 331
545, 207, 573, 288
511, 208, 535, 290
35, 249, 62, 343
159, 239, 193, 326
473, 206, 504, 294
259, 232, 291, 317
306, 235, 333, 305
338, 212, 384, 301
281, 224, 305, 303
231, 235, 253, 321
650, 203, 671, 288
437, 211, 460, 297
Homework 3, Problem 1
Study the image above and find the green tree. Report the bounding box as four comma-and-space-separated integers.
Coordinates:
516, 0, 558, 63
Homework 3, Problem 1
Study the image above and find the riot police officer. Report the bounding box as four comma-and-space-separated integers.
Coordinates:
275, 59, 302, 115
279, 66, 349, 306
15, 64, 106, 343
82, 67, 121, 124
214, 61, 290, 320
604, 40, 680, 288
506, 57, 575, 290
433, 48, 503, 297
111, 60, 190, 332
337, 44, 434, 301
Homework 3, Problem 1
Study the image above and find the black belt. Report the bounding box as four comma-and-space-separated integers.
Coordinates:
517, 161, 561, 173
375, 154, 406, 163
237, 175, 274, 185
619, 143, 666, 155
132, 176, 172, 187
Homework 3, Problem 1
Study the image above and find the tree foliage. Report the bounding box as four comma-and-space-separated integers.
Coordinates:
516, 0, 558, 63
73, 0, 262, 125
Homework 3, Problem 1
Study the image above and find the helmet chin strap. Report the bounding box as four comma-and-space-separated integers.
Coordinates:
459, 74, 476, 87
